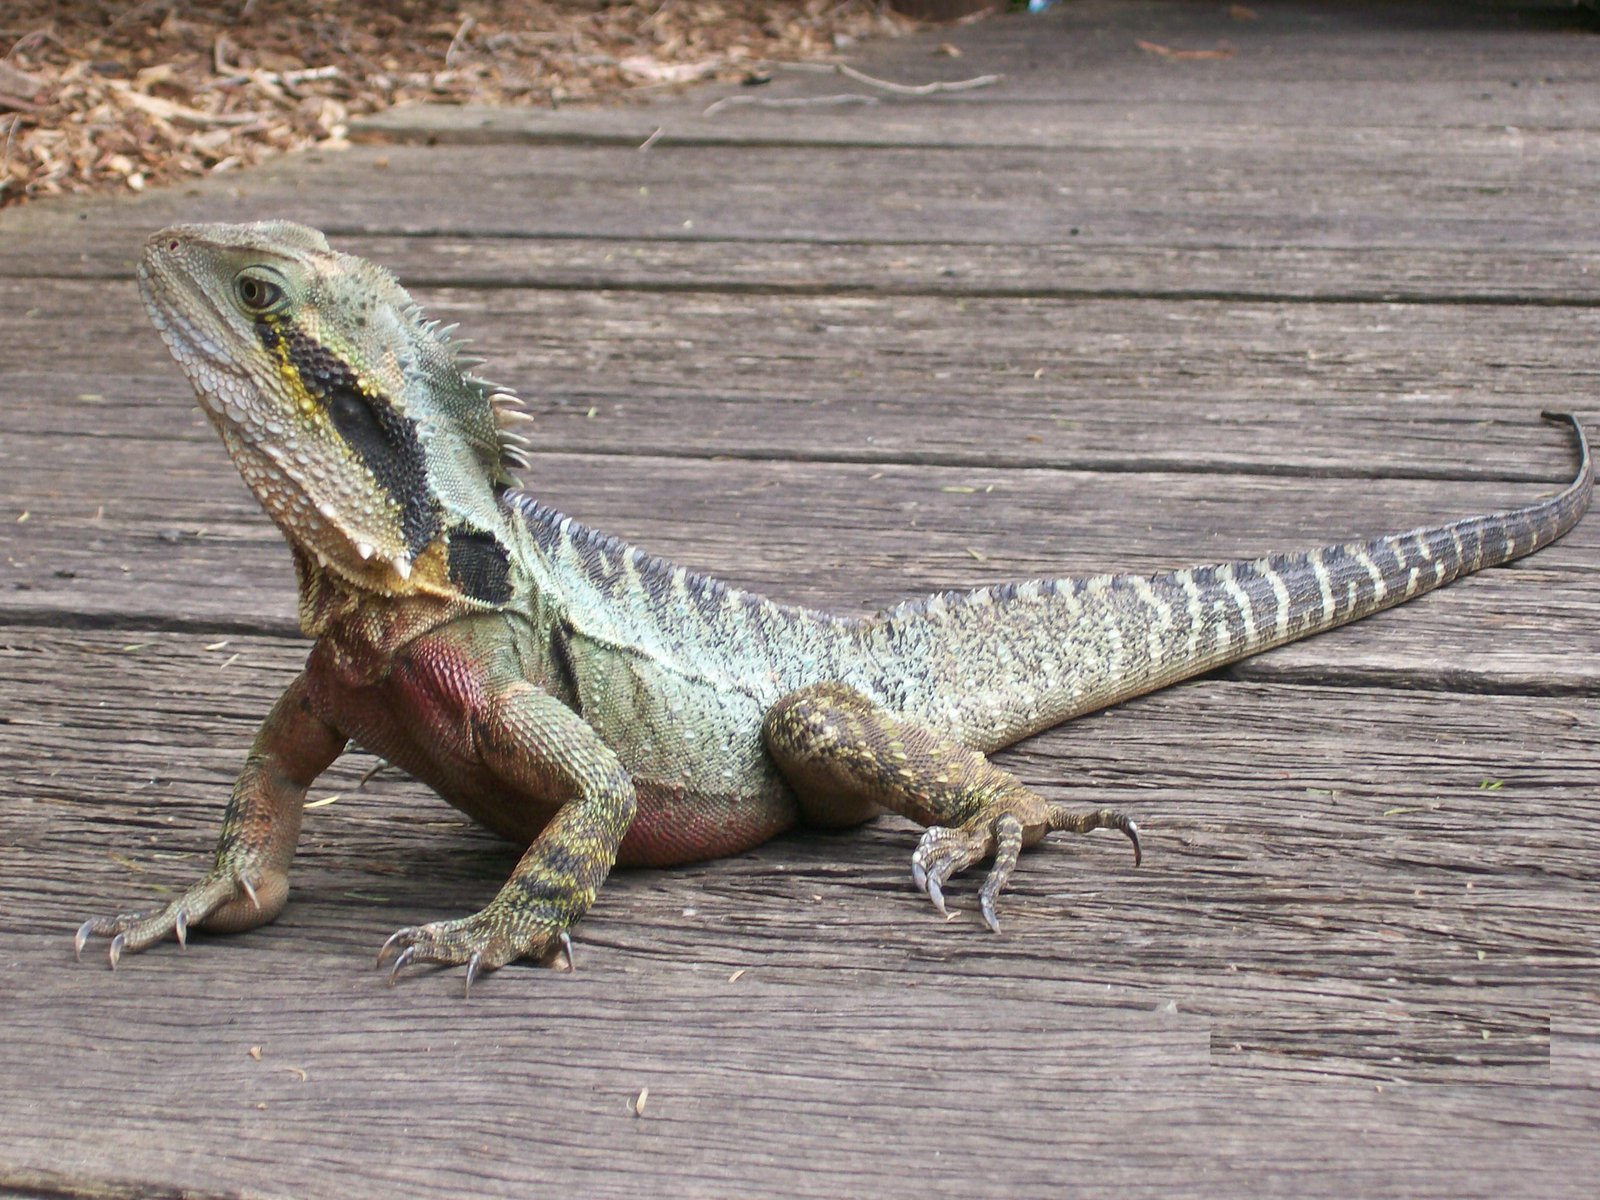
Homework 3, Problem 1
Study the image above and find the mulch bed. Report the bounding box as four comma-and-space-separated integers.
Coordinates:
0, 1, 914, 207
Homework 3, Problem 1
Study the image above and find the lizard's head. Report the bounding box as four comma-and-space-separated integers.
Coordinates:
138, 221, 529, 595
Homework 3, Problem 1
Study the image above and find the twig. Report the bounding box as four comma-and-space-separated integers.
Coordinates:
638, 125, 664, 151
1, 115, 19, 179
1135, 39, 1237, 61
200, 65, 342, 94
213, 33, 237, 76
111, 83, 265, 127
2, 29, 52, 65
446, 14, 477, 68
775, 60, 1001, 96
703, 92, 877, 118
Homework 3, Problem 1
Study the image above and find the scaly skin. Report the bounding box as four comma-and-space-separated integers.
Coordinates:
76, 222, 1594, 988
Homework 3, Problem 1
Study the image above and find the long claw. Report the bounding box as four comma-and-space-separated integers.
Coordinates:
376, 928, 411, 968
1049, 805, 1143, 866
386, 944, 417, 985
375, 912, 571, 986
555, 929, 574, 971
980, 893, 1001, 934
926, 874, 949, 918
976, 812, 1023, 934
1123, 818, 1142, 867
74, 868, 280, 969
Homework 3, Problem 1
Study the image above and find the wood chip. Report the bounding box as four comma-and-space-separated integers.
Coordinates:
1135, 39, 1239, 62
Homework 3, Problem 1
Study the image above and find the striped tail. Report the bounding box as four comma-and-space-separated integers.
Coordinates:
887, 413, 1592, 750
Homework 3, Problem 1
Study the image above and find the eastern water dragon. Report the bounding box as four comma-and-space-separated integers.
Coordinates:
76, 222, 1594, 988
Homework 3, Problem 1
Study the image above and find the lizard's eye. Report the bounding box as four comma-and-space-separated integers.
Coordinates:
234, 271, 287, 315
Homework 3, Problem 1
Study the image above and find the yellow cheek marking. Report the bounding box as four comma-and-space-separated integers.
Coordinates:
261, 322, 332, 424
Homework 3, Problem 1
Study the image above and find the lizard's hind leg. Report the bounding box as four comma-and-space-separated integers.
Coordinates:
763, 682, 1139, 932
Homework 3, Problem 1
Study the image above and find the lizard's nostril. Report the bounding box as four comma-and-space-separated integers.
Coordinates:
168, 239, 179, 252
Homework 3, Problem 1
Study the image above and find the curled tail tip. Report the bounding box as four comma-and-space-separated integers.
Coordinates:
1537, 410, 1592, 485
1539, 409, 1588, 451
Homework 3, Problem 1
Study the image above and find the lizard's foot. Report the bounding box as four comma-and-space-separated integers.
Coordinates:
377, 904, 575, 993
766, 682, 1143, 934
74, 866, 284, 967
911, 804, 1140, 933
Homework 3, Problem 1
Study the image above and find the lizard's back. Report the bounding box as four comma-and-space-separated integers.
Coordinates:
503, 425, 1591, 865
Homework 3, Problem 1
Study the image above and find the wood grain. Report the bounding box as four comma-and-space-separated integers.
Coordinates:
4, 428, 1595, 680
2, 135, 1594, 250
2, 1, 1598, 1196
4, 625, 1598, 1198
6, 278, 1599, 477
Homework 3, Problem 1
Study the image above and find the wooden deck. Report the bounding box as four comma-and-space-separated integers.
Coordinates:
3, 1, 1599, 1195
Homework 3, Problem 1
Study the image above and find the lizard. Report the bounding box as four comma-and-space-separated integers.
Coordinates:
76, 220, 1593, 989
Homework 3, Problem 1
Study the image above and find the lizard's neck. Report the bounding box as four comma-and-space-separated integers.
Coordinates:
292, 542, 476, 652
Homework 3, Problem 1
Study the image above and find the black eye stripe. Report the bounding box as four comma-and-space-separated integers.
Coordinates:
260, 322, 441, 557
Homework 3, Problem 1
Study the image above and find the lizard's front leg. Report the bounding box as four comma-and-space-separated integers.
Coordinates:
76, 672, 347, 966
764, 682, 1139, 932
379, 680, 636, 989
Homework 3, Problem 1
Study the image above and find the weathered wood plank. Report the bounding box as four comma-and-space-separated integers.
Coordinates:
350, 0, 1600, 150
8, 234, 1600, 307
915, 0, 1600, 94
3, 428, 1594, 682
9, 624, 1600, 1014
5, 950, 1592, 1200
6, 278, 1599, 477
5, 1, 1599, 1194
351, 89, 1600, 148
2, 136, 1592, 251
4, 623, 1598, 1200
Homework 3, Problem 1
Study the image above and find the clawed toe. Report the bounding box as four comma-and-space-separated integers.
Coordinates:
977, 813, 1024, 933
387, 945, 419, 985
74, 868, 276, 969
1049, 804, 1142, 866
376, 926, 415, 969
924, 868, 951, 919
376, 912, 571, 992
73, 918, 101, 961
909, 805, 1139, 933
911, 825, 985, 921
